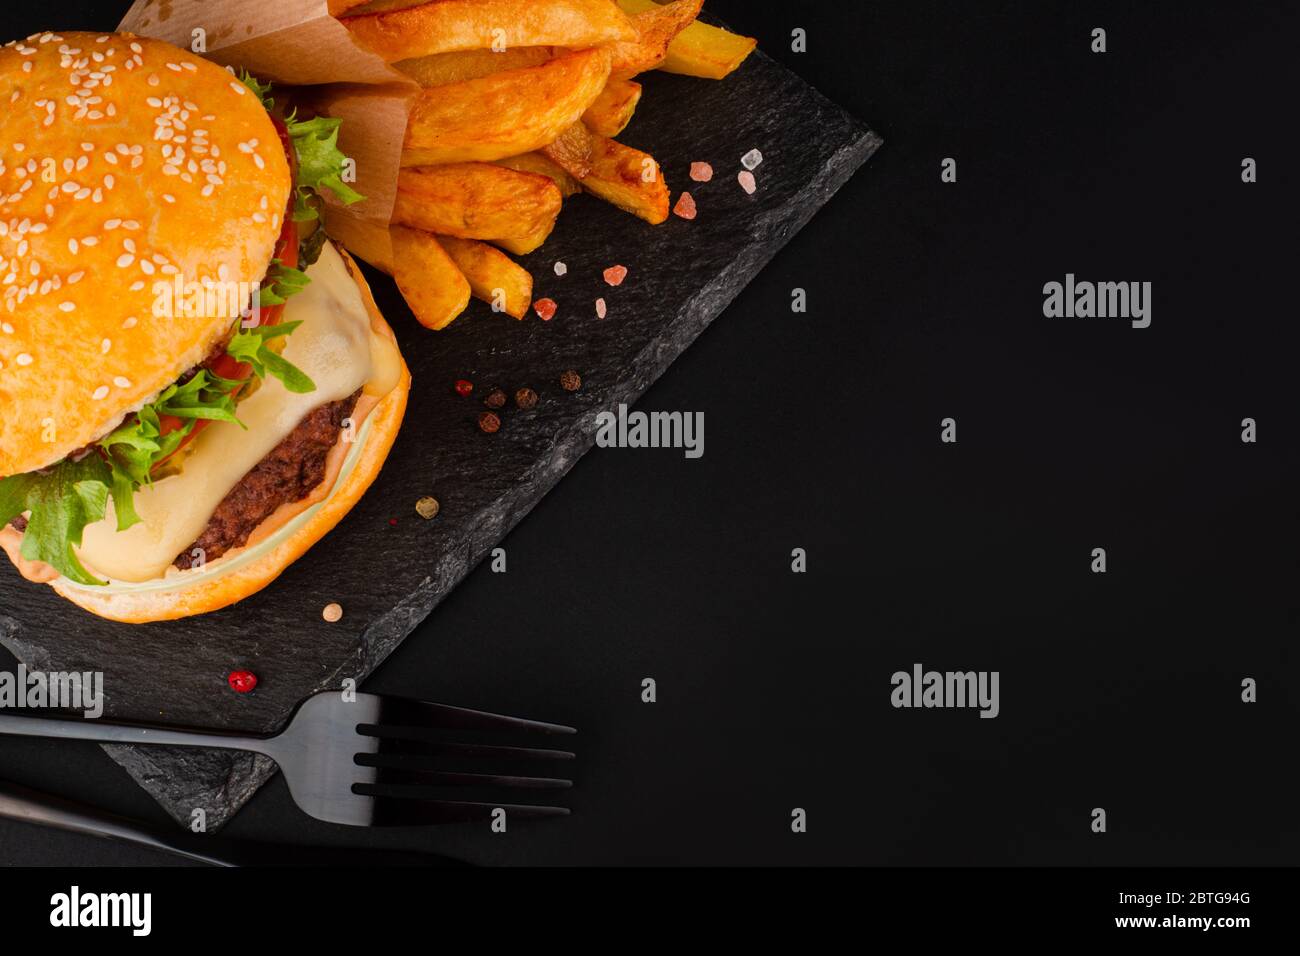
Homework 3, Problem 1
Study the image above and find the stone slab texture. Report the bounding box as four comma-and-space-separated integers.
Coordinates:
0, 45, 881, 830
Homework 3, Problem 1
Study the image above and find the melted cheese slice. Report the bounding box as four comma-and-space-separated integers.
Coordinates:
77, 243, 396, 583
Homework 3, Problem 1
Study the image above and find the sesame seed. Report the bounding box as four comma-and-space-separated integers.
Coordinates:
92, 385, 108, 400
123, 316, 137, 328
15, 353, 32, 366
58, 301, 74, 312
113, 376, 131, 388
116, 254, 134, 268
101, 338, 111, 353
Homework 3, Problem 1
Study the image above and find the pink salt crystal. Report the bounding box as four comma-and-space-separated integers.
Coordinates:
596, 297, 607, 319
738, 170, 757, 194
673, 191, 697, 220
689, 162, 713, 182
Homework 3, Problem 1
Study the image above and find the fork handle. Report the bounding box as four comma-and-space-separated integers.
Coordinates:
0, 779, 236, 866
0, 781, 464, 867
0, 712, 272, 757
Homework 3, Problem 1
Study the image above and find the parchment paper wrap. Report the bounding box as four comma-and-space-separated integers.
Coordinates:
118, 0, 416, 267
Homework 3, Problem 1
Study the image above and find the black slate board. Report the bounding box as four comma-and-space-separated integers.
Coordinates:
0, 47, 880, 829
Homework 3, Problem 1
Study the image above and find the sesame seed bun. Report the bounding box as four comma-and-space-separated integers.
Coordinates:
0, 31, 291, 478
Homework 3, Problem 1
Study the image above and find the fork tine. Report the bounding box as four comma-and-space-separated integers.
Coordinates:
370, 735, 575, 761
361, 697, 577, 736
361, 763, 573, 790
358, 792, 571, 826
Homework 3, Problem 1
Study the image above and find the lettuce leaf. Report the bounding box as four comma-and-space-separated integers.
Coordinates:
227, 321, 316, 394
96, 370, 250, 533
0, 456, 114, 586
285, 114, 365, 223
237, 69, 275, 111
258, 259, 311, 307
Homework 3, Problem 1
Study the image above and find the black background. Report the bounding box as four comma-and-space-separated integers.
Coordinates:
0, 0, 1296, 867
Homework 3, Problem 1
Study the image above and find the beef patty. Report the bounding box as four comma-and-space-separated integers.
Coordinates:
174, 390, 361, 570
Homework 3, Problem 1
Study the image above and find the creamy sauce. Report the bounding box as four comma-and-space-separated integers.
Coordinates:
74, 243, 398, 583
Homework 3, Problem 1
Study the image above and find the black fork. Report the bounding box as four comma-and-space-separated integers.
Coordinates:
0, 691, 575, 826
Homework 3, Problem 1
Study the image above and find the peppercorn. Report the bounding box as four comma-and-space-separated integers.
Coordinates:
514, 387, 538, 409
415, 496, 440, 519
322, 603, 343, 623
559, 370, 582, 392
228, 670, 258, 693
454, 379, 473, 397
483, 387, 507, 409
478, 411, 501, 433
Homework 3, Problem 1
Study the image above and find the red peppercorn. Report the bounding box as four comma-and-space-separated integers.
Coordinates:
534, 298, 557, 321
389, 517, 399, 526
228, 670, 258, 694
454, 379, 474, 396
479, 411, 502, 434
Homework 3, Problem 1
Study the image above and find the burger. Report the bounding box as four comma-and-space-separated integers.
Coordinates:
0, 32, 410, 623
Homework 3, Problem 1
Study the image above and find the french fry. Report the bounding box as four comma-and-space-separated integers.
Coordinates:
436, 236, 534, 318
580, 133, 670, 224
495, 152, 581, 198
343, 0, 637, 63
402, 47, 611, 165
390, 226, 472, 330
617, 0, 756, 78
394, 163, 563, 244
394, 46, 558, 88
540, 120, 595, 179
491, 219, 557, 257
581, 78, 642, 137
607, 0, 703, 78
